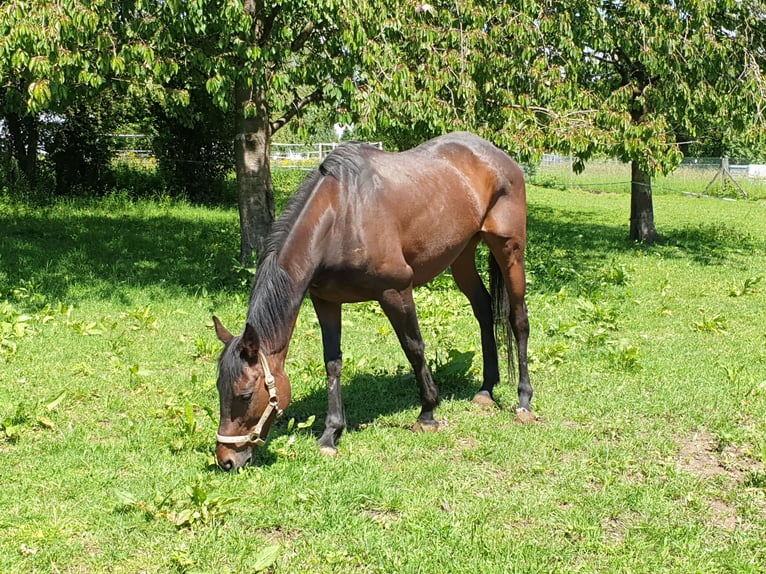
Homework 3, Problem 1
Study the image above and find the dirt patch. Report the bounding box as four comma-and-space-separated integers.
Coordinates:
363, 508, 399, 529
708, 499, 739, 531
601, 516, 629, 543
675, 429, 765, 531
676, 430, 764, 482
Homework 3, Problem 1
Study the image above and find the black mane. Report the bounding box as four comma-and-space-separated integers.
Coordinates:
243, 170, 318, 348
318, 141, 377, 181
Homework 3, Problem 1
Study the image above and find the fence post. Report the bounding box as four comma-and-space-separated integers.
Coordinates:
703, 156, 747, 199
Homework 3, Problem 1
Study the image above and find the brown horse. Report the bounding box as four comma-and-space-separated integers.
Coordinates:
213, 132, 532, 470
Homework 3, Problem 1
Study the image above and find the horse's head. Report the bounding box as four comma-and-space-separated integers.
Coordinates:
212, 316, 291, 470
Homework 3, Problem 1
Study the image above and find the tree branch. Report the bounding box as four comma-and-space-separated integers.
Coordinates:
244, 0, 280, 47
270, 86, 325, 134
258, 7, 281, 47
290, 21, 315, 52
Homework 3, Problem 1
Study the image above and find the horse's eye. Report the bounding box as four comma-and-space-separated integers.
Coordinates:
239, 392, 253, 402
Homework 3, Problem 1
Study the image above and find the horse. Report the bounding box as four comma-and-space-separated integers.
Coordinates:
212, 131, 533, 470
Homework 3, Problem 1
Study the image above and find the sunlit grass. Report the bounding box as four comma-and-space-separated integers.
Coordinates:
530, 158, 766, 200
1, 179, 764, 572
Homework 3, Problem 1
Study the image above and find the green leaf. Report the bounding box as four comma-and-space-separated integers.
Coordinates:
113, 488, 138, 506
252, 545, 280, 572
297, 415, 315, 430
46, 391, 67, 411
173, 508, 194, 526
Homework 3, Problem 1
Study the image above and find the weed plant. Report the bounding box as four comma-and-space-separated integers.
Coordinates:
0, 176, 765, 572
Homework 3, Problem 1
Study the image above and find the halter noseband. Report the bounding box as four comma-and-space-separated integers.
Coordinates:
216, 350, 283, 447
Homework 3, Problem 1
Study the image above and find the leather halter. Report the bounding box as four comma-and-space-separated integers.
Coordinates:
216, 351, 283, 447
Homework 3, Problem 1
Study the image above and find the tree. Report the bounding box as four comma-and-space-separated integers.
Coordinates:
568, 0, 766, 241
0, 0, 381, 261
352, 0, 766, 242
136, 0, 371, 264
0, 0, 184, 187
3, 0, 763, 250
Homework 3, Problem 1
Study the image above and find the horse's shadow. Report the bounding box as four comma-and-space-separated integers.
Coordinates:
244, 350, 479, 466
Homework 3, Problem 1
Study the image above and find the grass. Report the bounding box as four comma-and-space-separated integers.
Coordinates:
1, 177, 765, 573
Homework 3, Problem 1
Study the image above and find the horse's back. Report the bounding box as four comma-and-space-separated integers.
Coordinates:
307, 133, 525, 295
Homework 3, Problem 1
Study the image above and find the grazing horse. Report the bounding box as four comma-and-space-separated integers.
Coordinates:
213, 132, 532, 470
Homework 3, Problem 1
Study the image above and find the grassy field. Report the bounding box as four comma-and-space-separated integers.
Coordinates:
1, 179, 765, 573
529, 158, 766, 200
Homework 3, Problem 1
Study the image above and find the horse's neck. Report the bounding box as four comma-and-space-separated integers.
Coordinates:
278, 192, 334, 289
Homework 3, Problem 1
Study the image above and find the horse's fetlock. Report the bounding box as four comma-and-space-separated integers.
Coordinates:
326, 358, 343, 378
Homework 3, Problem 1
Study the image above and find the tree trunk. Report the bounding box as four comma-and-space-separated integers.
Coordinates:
629, 160, 659, 243
6, 112, 39, 184
234, 80, 275, 266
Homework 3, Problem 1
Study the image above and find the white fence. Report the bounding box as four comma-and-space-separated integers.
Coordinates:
270, 141, 383, 169
111, 138, 384, 169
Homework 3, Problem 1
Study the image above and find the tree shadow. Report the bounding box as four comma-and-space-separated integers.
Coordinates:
656, 222, 765, 266
524, 204, 633, 294
524, 203, 763, 295
0, 208, 241, 303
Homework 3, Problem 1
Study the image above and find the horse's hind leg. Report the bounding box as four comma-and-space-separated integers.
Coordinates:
378, 287, 443, 431
311, 295, 346, 455
450, 240, 500, 407
483, 233, 534, 417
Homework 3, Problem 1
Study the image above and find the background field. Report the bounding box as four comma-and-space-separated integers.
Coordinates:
1, 178, 765, 573
527, 156, 766, 201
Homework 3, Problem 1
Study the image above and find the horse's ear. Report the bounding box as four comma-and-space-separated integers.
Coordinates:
212, 316, 233, 344
239, 322, 260, 361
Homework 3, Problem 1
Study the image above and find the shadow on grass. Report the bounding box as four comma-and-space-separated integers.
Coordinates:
2, 194, 757, 308
657, 222, 765, 266
525, 203, 764, 294
252, 351, 480, 460
0, 208, 242, 303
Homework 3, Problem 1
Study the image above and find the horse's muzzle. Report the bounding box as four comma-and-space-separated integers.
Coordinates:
216, 443, 253, 471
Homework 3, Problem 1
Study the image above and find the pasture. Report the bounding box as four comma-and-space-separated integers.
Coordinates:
1, 178, 765, 573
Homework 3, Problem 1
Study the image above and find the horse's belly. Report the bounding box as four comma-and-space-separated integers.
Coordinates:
309, 269, 410, 303
408, 243, 468, 287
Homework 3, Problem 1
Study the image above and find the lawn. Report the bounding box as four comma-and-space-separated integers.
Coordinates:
1, 178, 765, 573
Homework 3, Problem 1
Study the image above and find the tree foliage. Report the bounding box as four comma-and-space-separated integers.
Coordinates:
0, 0, 185, 187
350, 0, 765, 241
1, 0, 764, 245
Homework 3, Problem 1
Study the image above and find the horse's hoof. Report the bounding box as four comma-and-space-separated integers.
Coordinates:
319, 446, 338, 458
514, 408, 537, 424
412, 419, 447, 433
472, 391, 497, 408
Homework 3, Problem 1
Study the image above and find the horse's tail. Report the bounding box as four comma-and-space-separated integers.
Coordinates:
488, 252, 516, 383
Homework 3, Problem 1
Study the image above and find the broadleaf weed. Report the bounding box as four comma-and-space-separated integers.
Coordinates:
729, 275, 762, 297
691, 309, 728, 334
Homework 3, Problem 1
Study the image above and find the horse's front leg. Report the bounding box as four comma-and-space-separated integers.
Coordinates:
310, 295, 345, 456
378, 287, 444, 432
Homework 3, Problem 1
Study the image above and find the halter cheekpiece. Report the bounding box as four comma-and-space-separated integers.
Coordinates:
215, 350, 283, 447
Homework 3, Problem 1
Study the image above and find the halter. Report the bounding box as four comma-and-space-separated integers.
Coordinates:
216, 350, 283, 447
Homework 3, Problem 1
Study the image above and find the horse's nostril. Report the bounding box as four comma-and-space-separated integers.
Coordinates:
219, 457, 234, 471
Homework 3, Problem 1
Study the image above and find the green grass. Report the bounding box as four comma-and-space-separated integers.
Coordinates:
1, 179, 765, 573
